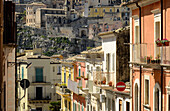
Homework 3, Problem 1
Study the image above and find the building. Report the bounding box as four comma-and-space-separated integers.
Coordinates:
0, 1, 16, 111
26, 0, 79, 28
17, 51, 62, 111
26, 2, 47, 27
126, 0, 170, 111
81, 46, 104, 111
56, 57, 76, 111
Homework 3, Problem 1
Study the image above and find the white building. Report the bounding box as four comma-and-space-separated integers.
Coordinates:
17, 50, 62, 111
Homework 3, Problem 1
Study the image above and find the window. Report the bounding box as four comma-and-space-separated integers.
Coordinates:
23, 103, 25, 109
135, 26, 140, 43
106, 53, 110, 72
155, 88, 160, 110
65, 100, 67, 111
22, 67, 24, 79
78, 102, 80, 111
117, 9, 119, 13
168, 95, 170, 111
98, 0, 100, 3
119, 100, 122, 111
64, 68, 66, 83
135, 83, 139, 111
69, 69, 71, 79
53, 66, 55, 72
126, 102, 130, 111
155, 21, 161, 58
79, 68, 81, 77
82, 103, 84, 111
35, 67, 43, 82
112, 53, 115, 71
69, 102, 71, 110
145, 79, 149, 105
58, 66, 61, 73
108, 98, 111, 111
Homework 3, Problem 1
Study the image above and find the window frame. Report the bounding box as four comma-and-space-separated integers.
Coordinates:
144, 75, 150, 106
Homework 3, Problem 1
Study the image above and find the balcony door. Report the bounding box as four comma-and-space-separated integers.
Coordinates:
36, 87, 42, 100
35, 67, 43, 82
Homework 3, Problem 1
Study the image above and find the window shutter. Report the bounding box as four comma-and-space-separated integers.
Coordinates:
112, 53, 115, 71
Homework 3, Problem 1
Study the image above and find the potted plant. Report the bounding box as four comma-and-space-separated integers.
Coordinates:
108, 81, 112, 86
147, 56, 151, 64
81, 75, 84, 78
162, 38, 169, 46
76, 77, 81, 80
84, 77, 88, 80
55, 83, 58, 86
102, 80, 106, 84
155, 38, 162, 46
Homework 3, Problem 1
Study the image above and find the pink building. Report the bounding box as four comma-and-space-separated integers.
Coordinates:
127, 0, 170, 110
73, 59, 87, 111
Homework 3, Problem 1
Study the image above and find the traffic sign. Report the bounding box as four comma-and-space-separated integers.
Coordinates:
116, 82, 126, 91
20, 79, 30, 89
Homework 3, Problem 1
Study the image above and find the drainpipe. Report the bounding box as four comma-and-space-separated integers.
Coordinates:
135, 2, 142, 111
161, 0, 163, 111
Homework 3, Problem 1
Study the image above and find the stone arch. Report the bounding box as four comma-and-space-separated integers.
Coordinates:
81, 30, 86, 37
134, 79, 139, 111
153, 82, 161, 111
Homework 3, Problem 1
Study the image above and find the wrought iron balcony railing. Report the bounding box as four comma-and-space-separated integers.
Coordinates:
92, 71, 114, 86
131, 43, 170, 66
28, 93, 51, 100
56, 84, 71, 95
32, 76, 48, 83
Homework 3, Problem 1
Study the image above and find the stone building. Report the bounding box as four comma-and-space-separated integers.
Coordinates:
17, 50, 62, 111
126, 0, 170, 110
0, 1, 16, 111
26, 2, 47, 27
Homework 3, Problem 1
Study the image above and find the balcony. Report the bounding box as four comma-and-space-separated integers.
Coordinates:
32, 76, 50, 84
89, 80, 100, 94
67, 79, 86, 95
131, 43, 170, 68
28, 93, 51, 104
56, 84, 71, 96
162, 45, 170, 66
92, 71, 114, 87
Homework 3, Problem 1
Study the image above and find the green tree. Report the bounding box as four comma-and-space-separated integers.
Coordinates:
49, 101, 61, 111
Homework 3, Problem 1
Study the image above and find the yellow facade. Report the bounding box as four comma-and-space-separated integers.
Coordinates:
61, 63, 74, 86
56, 62, 75, 111
88, 7, 115, 17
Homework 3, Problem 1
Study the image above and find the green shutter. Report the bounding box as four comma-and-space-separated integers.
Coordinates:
79, 69, 81, 77
64, 73, 66, 83
35, 68, 43, 82
22, 67, 24, 79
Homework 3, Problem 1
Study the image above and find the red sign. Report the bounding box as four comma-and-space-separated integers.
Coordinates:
116, 82, 126, 91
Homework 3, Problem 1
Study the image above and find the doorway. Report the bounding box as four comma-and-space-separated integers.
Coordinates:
36, 87, 42, 100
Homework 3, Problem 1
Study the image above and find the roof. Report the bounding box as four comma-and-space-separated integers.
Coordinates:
81, 46, 103, 54
17, 55, 50, 62
98, 26, 130, 36
27, 2, 46, 6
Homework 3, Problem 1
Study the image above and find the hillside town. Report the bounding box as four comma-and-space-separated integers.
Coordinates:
0, 0, 170, 111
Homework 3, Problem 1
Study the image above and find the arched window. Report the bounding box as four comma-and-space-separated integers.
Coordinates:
135, 83, 138, 111
153, 83, 161, 111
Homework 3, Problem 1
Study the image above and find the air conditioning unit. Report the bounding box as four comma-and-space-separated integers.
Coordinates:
100, 94, 105, 103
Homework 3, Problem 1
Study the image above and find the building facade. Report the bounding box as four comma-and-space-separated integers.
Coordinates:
126, 0, 170, 110
17, 51, 62, 111
1, 1, 16, 111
